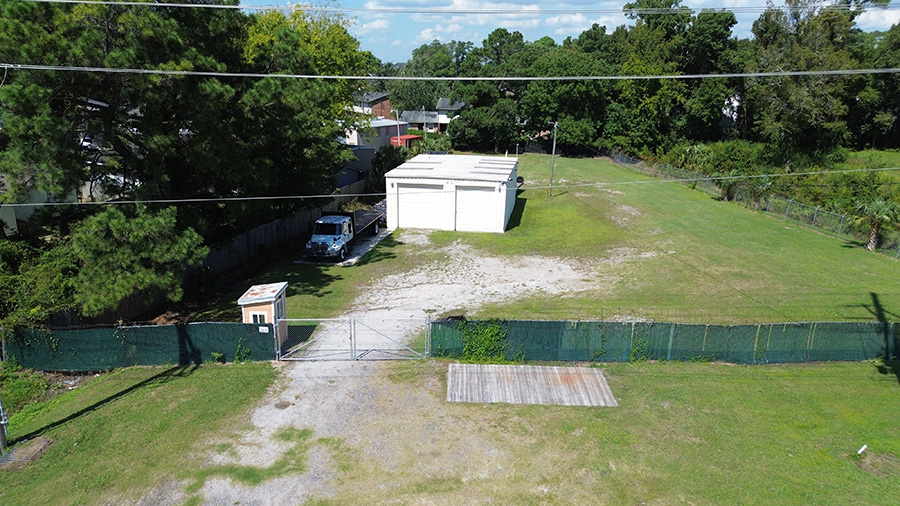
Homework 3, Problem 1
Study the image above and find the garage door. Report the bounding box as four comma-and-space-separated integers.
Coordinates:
455, 186, 497, 232
397, 183, 446, 229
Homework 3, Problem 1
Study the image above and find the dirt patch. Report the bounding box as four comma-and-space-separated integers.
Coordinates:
610, 204, 640, 227
0, 436, 53, 470
858, 452, 900, 478
351, 235, 612, 319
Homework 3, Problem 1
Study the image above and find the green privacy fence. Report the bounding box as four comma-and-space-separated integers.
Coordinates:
6, 323, 276, 372
430, 320, 898, 364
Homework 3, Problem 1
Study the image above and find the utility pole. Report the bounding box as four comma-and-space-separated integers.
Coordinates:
548, 122, 558, 197
394, 110, 401, 147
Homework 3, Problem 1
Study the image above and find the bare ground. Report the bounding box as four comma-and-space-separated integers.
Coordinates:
133, 230, 655, 505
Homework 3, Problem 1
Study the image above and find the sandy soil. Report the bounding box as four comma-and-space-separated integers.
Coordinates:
132, 230, 652, 505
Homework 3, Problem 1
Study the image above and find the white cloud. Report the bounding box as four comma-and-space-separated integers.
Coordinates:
546, 13, 589, 27
436, 23, 464, 35
357, 18, 392, 35
392, 39, 403, 46
416, 28, 437, 42
855, 9, 900, 31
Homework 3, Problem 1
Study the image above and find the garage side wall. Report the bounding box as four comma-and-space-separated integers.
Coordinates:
504, 166, 517, 230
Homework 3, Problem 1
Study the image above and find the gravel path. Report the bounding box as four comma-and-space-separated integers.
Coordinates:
139, 230, 651, 504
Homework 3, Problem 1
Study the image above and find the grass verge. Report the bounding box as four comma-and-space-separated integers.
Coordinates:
310, 359, 900, 505
0, 363, 276, 505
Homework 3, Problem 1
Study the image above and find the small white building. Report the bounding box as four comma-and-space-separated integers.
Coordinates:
385, 154, 518, 233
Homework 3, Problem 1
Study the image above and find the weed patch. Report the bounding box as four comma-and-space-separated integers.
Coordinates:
459, 319, 513, 363
0, 359, 50, 414
187, 428, 313, 492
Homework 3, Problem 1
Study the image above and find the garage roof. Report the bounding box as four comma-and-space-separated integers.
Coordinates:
385, 154, 517, 183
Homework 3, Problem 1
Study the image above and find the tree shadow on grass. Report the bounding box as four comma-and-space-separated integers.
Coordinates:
864, 292, 900, 385
10, 366, 197, 445
354, 234, 401, 267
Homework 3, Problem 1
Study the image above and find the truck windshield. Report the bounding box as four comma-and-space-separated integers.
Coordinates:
313, 223, 341, 235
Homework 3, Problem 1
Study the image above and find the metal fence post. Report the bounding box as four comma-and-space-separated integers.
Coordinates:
784, 199, 793, 220
425, 316, 432, 357
0, 397, 8, 455
812, 206, 819, 226
274, 319, 281, 361
839, 214, 846, 235
350, 318, 357, 361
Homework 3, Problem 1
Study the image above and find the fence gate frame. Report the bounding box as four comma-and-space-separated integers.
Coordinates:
276, 317, 430, 361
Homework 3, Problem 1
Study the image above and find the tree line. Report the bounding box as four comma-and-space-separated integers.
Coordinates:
384, 0, 898, 160
378, 0, 899, 251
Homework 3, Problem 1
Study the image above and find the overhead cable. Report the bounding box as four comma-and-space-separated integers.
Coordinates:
2, 62, 899, 81
5, 166, 898, 207
16, 0, 898, 16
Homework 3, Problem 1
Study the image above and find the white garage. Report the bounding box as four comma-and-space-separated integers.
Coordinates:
385, 154, 518, 233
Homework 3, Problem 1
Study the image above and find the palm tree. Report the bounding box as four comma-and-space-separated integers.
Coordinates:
854, 198, 900, 252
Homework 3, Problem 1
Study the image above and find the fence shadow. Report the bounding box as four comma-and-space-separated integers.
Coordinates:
10, 366, 198, 445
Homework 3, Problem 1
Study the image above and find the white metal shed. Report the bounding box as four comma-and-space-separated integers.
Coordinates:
385, 154, 518, 233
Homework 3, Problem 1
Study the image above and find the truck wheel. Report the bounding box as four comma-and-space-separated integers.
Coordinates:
339, 247, 347, 261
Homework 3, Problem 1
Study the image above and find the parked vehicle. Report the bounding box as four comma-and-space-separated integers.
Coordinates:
305, 209, 383, 261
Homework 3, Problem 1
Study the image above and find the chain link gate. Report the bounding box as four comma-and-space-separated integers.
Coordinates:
276, 317, 430, 361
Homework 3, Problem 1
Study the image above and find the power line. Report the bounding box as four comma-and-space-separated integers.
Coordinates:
4, 165, 898, 207
1, 191, 385, 207
2, 62, 899, 81
17, 0, 899, 16
548, 166, 900, 190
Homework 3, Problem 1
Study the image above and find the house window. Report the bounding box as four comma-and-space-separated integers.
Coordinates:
251, 312, 267, 324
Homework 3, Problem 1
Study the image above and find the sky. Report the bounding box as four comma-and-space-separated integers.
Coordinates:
242, 1, 900, 64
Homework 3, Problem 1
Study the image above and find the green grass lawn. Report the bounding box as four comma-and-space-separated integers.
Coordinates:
197, 153, 898, 325
841, 150, 900, 180
335, 359, 900, 506
0, 363, 276, 505
446, 154, 900, 323
2, 360, 897, 505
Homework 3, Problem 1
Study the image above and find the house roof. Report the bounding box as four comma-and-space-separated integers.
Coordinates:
237, 282, 288, 305
385, 154, 517, 183
370, 118, 407, 129
362, 91, 389, 103
436, 98, 465, 110
399, 110, 440, 123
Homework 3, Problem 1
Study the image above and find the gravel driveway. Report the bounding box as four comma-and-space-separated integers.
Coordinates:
139, 230, 648, 504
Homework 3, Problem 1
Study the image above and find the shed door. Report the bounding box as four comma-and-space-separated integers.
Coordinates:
455, 186, 497, 232
397, 183, 446, 229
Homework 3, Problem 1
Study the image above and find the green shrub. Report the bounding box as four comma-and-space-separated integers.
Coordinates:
0, 358, 50, 415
